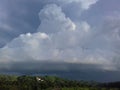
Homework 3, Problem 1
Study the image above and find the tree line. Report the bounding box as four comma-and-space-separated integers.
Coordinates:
0, 75, 119, 90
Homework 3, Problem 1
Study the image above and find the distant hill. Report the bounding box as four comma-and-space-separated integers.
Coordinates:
0, 74, 120, 90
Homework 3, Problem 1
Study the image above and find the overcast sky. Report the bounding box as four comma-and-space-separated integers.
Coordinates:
0, 0, 120, 82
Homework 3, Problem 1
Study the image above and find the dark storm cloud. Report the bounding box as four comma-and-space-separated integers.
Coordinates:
0, 61, 120, 82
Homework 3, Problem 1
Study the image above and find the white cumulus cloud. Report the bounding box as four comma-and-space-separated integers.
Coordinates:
0, 0, 120, 72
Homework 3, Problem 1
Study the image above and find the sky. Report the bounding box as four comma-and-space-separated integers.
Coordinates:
0, 0, 120, 82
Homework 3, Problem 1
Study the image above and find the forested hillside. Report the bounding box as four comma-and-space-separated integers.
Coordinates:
0, 75, 120, 90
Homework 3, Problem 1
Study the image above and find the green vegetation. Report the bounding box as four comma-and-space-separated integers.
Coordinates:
0, 75, 119, 90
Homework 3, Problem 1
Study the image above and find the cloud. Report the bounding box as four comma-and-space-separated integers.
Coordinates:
0, 61, 120, 82
0, 4, 79, 62
0, 0, 120, 82
0, 0, 98, 47
0, 3, 119, 70
37, 4, 76, 33
41, 0, 98, 9
0, 4, 95, 64
0, 0, 47, 47
38, 0, 98, 21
